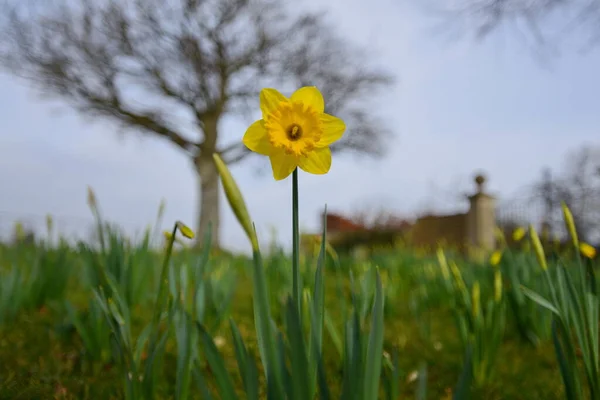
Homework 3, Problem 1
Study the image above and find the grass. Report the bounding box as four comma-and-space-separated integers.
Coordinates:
0, 237, 569, 399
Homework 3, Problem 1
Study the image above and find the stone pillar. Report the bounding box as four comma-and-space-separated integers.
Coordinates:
466, 174, 496, 251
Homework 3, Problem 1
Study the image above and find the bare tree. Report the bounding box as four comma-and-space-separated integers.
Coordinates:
427, 0, 600, 51
0, 0, 393, 248
533, 145, 600, 243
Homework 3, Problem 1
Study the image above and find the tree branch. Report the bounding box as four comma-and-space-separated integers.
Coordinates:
0, 0, 394, 163
431, 0, 600, 50
219, 142, 253, 165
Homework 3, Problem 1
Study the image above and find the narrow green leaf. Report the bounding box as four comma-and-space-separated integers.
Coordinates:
210, 275, 238, 332
324, 310, 344, 358
521, 286, 561, 316
230, 319, 259, 400
552, 319, 580, 400
175, 310, 193, 400
133, 323, 153, 366
194, 224, 212, 282
229, 319, 248, 386
273, 331, 292, 398
308, 217, 326, 399
382, 348, 400, 400
563, 268, 592, 366
249, 247, 285, 399
65, 302, 96, 359
285, 297, 311, 400
142, 327, 170, 400
363, 269, 385, 400
197, 322, 238, 400
453, 345, 472, 400
586, 294, 599, 374
192, 364, 214, 400
310, 312, 331, 400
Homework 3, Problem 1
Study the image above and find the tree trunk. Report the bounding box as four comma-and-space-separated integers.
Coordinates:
195, 154, 220, 249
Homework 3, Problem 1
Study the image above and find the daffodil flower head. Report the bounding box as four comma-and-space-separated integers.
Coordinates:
489, 250, 503, 267
580, 242, 597, 259
512, 227, 526, 242
243, 87, 346, 180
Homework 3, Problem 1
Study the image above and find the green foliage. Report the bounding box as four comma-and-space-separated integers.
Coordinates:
3, 205, 598, 398
523, 234, 600, 400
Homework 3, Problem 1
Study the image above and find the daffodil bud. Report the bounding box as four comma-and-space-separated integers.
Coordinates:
512, 227, 526, 242
450, 261, 467, 294
561, 202, 579, 249
87, 186, 98, 212
176, 221, 195, 239
14, 221, 25, 241
489, 250, 503, 267
158, 199, 166, 219
436, 247, 451, 281
529, 225, 548, 271
580, 242, 597, 260
46, 214, 54, 235
213, 153, 259, 251
494, 270, 503, 303
472, 282, 481, 318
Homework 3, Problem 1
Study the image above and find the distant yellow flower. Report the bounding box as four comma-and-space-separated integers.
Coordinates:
243, 87, 346, 180
580, 242, 597, 259
512, 227, 526, 242
489, 250, 503, 266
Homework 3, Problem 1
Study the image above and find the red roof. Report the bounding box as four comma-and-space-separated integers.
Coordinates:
325, 213, 366, 233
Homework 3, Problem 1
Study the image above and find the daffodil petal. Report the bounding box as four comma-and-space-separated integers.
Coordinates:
269, 150, 298, 181
290, 86, 324, 113
298, 147, 331, 175
316, 113, 346, 147
243, 120, 273, 155
260, 88, 288, 119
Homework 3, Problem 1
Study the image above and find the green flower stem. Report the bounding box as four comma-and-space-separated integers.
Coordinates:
147, 223, 177, 359
292, 168, 302, 318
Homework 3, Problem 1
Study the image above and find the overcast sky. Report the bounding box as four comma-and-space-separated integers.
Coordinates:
1, 0, 599, 252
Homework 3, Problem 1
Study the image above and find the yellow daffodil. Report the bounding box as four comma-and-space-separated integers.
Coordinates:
512, 227, 526, 242
243, 87, 346, 180
580, 242, 597, 259
489, 250, 503, 266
